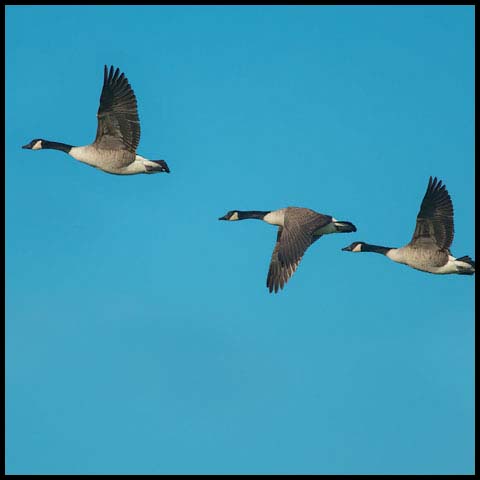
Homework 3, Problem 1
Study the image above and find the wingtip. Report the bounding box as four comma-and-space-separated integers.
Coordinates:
103, 65, 123, 85
266, 280, 282, 294
428, 176, 446, 193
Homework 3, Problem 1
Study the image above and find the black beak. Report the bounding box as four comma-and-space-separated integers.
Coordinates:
218, 215, 228, 220
341, 246, 352, 252
22, 144, 31, 149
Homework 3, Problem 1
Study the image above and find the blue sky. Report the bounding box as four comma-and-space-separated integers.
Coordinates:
6, 5, 474, 475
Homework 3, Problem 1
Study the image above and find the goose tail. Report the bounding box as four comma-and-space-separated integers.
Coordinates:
456, 255, 475, 275
145, 160, 170, 173
334, 220, 357, 233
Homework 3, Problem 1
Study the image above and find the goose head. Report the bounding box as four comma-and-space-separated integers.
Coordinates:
22, 139, 45, 150
219, 210, 240, 221
342, 241, 365, 252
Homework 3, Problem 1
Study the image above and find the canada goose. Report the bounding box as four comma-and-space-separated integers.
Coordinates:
342, 177, 475, 275
22, 65, 170, 175
219, 207, 357, 293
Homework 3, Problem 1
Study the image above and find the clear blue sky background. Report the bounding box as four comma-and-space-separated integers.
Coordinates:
6, 5, 474, 475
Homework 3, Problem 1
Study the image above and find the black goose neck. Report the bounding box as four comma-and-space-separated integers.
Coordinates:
42, 140, 73, 153
238, 211, 271, 220
363, 244, 392, 255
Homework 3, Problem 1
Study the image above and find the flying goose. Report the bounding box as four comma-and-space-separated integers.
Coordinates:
219, 207, 357, 293
22, 65, 170, 175
342, 177, 475, 275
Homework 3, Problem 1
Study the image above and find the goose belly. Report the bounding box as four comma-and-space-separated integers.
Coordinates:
69, 146, 136, 173
388, 247, 456, 274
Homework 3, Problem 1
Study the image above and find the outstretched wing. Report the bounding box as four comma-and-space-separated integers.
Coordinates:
266, 228, 294, 293
266, 208, 330, 293
277, 208, 331, 269
408, 176, 454, 250
93, 65, 140, 152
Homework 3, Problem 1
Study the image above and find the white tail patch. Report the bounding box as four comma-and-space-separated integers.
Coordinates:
454, 259, 475, 273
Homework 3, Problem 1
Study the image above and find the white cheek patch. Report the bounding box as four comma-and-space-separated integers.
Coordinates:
230, 212, 239, 221
32, 140, 42, 150
353, 244, 362, 252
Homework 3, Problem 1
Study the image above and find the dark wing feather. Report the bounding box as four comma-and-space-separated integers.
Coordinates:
267, 228, 291, 293
267, 228, 323, 294
266, 208, 330, 293
93, 65, 140, 152
408, 177, 454, 250
266, 229, 284, 293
